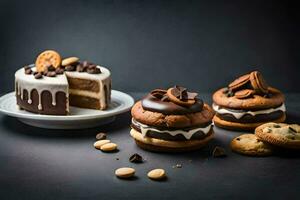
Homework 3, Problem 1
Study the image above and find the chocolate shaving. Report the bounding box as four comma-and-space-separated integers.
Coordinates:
187, 92, 198, 100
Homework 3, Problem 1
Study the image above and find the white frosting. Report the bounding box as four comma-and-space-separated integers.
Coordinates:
15, 65, 112, 112
212, 103, 286, 119
132, 119, 212, 140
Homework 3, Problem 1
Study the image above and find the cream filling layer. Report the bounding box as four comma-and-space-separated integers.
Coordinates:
212, 103, 286, 119
132, 119, 212, 140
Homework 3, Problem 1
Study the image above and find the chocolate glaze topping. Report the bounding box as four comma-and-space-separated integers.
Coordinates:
141, 86, 203, 115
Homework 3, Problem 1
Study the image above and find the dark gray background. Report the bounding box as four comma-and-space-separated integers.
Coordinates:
0, 0, 299, 93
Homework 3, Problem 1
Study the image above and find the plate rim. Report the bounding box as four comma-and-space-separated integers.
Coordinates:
0, 90, 134, 121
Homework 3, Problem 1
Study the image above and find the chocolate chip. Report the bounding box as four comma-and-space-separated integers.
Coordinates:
33, 71, 39, 75
25, 68, 32, 74
129, 153, 143, 163
65, 65, 76, 71
46, 71, 56, 77
88, 64, 97, 69
212, 146, 227, 157
236, 138, 240, 141
273, 124, 281, 128
96, 132, 107, 140
82, 61, 90, 68
24, 65, 31, 70
267, 128, 272, 133
55, 68, 64, 75
47, 65, 55, 71
222, 87, 229, 94
76, 64, 85, 72
34, 72, 43, 79
289, 127, 297, 134
291, 137, 295, 140
87, 67, 101, 74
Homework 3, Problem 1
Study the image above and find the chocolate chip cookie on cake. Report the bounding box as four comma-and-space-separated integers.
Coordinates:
130, 86, 215, 152
212, 71, 286, 131
15, 50, 111, 115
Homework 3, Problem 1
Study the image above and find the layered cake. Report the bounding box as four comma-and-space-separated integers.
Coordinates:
130, 86, 215, 152
15, 50, 111, 115
212, 71, 286, 131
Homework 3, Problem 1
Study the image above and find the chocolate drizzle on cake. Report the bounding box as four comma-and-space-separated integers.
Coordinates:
141, 86, 203, 115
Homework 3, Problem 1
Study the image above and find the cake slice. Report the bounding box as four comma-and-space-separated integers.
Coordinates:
66, 66, 111, 110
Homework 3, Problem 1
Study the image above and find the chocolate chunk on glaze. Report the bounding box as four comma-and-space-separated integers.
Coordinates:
141, 94, 203, 115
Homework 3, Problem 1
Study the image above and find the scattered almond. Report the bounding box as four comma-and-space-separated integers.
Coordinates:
93, 140, 110, 149
100, 143, 117, 152
115, 167, 135, 179
147, 169, 166, 180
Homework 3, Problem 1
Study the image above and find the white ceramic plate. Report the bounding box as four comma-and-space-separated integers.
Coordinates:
0, 90, 134, 129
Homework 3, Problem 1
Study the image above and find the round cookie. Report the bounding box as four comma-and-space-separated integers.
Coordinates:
61, 57, 79, 66
131, 101, 214, 129
213, 114, 286, 131
255, 123, 300, 149
35, 50, 61, 72
228, 73, 250, 91
213, 87, 284, 111
230, 134, 273, 156
130, 128, 214, 152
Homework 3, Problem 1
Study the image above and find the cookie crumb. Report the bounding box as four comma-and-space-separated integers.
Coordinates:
175, 164, 182, 168
212, 146, 227, 158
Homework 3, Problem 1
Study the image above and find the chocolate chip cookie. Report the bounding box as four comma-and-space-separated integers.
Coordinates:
255, 123, 300, 149
230, 134, 273, 156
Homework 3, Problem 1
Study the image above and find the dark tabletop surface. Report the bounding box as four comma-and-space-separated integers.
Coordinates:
0, 92, 300, 200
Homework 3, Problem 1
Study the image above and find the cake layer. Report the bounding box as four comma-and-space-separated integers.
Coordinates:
69, 94, 103, 110
68, 77, 100, 92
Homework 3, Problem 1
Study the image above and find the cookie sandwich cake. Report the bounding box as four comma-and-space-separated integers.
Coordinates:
130, 86, 215, 152
15, 50, 111, 115
212, 71, 286, 131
